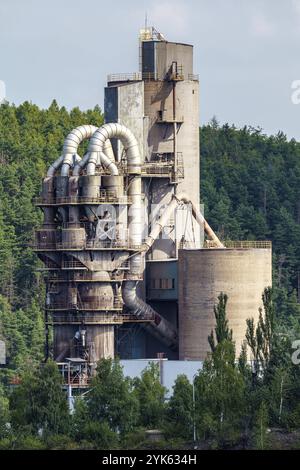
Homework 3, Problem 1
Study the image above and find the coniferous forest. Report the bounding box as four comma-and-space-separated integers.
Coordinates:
0, 102, 300, 449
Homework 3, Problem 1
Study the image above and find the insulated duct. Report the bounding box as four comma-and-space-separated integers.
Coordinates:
47, 124, 99, 178
122, 281, 178, 349
86, 123, 177, 348
61, 125, 98, 176
144, 192, 224, 250
86, 123, 142, 273
44, 126, 96, 229
122, 194, 223, 351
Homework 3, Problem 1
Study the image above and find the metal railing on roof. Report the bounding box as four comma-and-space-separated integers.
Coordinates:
47, 297, 124, 311
60, 259, 131, 270
50, 312, 155, 325
46, 270, 142, 282
34, 192, 131, 206
33, 239, 142, 252
61, 260, 87, 270
223, 240, 272, 249
107, 72, 143, 82
107, 72, 199, 82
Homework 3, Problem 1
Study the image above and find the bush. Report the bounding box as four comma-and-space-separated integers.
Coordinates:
44, 434, 78, 450
80, 421, 118, 450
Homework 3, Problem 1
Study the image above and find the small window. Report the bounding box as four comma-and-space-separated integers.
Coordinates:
150, 278, 175, 290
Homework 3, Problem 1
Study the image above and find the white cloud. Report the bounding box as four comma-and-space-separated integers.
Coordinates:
251, 13, 276, 37
149, 1, 190, 36
293, 0, 300, 15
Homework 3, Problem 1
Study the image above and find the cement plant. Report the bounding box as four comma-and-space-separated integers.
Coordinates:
34, 27, 272, 384
3, 9, 300, 452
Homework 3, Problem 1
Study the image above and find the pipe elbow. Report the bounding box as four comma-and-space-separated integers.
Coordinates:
60, 125, 98, 176
47, 155, 64, 177
122, 281, 137, 311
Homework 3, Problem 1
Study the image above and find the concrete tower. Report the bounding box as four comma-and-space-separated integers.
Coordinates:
105, 27, 201, 358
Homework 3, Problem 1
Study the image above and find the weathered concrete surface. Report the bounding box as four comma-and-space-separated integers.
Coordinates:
178, 248, 272, 360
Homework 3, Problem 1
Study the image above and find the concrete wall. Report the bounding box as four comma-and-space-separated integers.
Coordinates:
104, 81, 144, 161
144, 78, 200, 260
142, 41, 193, 79
178, 248, 272, 360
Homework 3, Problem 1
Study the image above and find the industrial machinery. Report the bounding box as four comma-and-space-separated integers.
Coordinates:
34, 27, 272, 373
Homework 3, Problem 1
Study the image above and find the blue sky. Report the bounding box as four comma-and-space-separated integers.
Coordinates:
1, 0, 300, 139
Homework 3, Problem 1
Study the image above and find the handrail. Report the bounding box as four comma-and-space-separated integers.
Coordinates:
223, 240, 272, 249
47, 298, 124, 311
107, 72, 199, 82
34, 193, 132, 206
32, 240, 142, 251
50, 312, 155, 324
47, 270, 142, 282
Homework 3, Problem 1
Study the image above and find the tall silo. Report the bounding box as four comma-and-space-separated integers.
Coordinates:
105, 27, 201, 358
178, 244, 272, 360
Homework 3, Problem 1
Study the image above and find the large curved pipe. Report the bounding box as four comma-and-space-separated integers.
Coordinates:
47, 125, 98, 177
60, 125, 98, 176
86, 123, 142, 273
47, 155, 64, 178
47, 154, 81, 177
86, 123, 177, 348
47, 125, 116, 177
122, 281, 178, 349
144, 192, 224, 250
87, 123, 141, 174
72, 146, 118, 177
123, 193, 223, 349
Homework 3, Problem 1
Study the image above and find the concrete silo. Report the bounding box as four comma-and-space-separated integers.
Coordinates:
178, 243, 272, 360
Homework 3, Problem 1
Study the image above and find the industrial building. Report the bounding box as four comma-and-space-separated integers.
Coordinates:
34, 27, 272, 383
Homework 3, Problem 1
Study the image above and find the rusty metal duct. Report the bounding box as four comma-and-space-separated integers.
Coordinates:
86, 123, 142, 272
38, 118, 225, 360
144, 193, 224, 250
86, 122, 178, 348
121, 281, 178, 349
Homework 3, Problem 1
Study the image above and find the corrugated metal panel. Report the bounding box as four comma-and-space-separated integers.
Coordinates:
142, 41, 155, 75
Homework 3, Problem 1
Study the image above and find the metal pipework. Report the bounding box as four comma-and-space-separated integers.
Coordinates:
72, 148, 118, 177
47, 124, 98, 177
144, 192, 224, 250
122, 281, 178, 349
46, 124, 99, 223
47, 155, 65, 178
86, 123, 142, 273
87, 123, 177, 348
87, 123, 141, 174
46, 125, 116, 177
60, 125, 98, 176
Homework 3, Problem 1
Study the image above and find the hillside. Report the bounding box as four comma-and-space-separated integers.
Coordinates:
0, 102, 299, 368
0, 101, 103, 369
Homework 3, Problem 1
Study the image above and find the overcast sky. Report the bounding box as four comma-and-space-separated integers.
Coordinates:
1, 0, 300, 139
